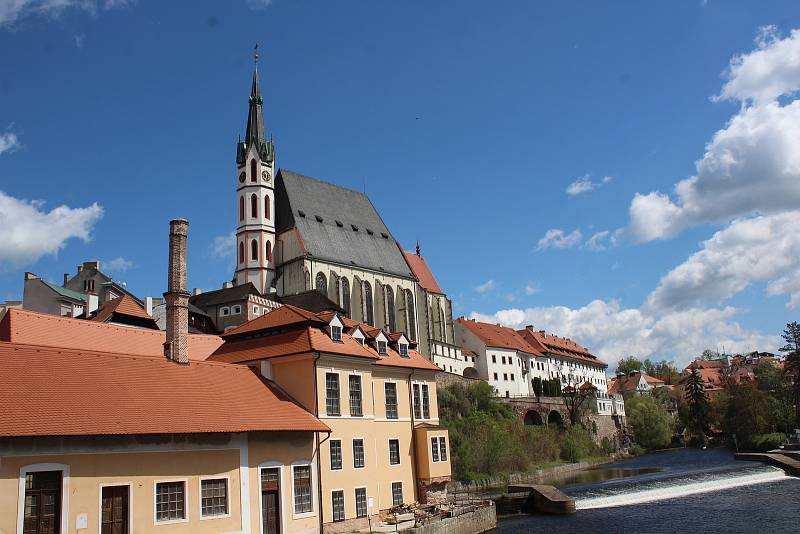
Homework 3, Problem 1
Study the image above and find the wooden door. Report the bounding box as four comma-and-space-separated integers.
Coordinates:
23, 471, 61, 534
101, 486, 129, 534
261, 468, 281, 534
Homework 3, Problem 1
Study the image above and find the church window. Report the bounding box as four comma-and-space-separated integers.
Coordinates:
251, 239, 258, 261
251, 194, 258, 218
331, 272, 340, 304
239, 242, 244, 263
239, 196, 244, 221
364, 282, 374, 326
341, 277, 351, 317
386, 287, 396, 332
404, 289, 416, 340
265, 195, 271, 220
250, 159, 257, 183
316, 273, 328, 296
266, 240, 272, 262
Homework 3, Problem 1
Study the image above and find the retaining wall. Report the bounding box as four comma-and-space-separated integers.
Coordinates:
405, 503, 496, 534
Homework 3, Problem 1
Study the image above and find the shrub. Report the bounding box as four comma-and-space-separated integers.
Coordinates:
750, 433, 786, 452
560, 425, 600, 463
626, 394, 673, 450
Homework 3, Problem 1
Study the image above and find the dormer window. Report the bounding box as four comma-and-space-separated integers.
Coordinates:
377, 341, 387, 355
399, 343, 409, 357
331, 325, 342, 342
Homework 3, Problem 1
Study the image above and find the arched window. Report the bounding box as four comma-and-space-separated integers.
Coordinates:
251, 239, 258, 261
438, 301, 445, 341
405, 289, 416, 340
266, 240, 272, 262
251, 194, 258, 218
341, 277, 351, 317
304, 270, 311, 290
331, 272, 340, 305
386, 286, 396, 332
315, 272, 328, 296
265, 195, 271, 220
364, 282, 374, 326
239, 242, 244, 263
239, 196, 244, 221
250, 158, 257, 182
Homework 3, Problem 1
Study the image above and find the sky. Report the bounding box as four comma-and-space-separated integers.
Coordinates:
1, 0, 799, 369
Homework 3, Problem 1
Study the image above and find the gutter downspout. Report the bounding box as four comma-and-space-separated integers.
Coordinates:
312, 350, 330, 534
407, 368, 419, 503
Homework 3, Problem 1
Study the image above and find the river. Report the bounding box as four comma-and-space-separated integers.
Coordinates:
494, 447, 800, 533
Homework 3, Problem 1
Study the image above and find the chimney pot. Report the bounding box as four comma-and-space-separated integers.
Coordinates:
164, 219, 190, 364
193, 288, 202, 296
63, 273, 69, 286
24, 272, 39, 280
223, 281, 233, 289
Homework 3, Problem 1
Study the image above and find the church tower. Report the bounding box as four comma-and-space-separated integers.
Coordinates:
234, 47, 276, 294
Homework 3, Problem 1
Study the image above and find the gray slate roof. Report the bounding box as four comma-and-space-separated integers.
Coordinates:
276, 170, 413, 278
189, 283, 261, 309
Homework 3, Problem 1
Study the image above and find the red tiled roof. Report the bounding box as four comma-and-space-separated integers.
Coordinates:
89, 294, 158, 328
517, 328, 607, 367
403, 251, 444, 294
222, 304, 322, 338
607, 372, 664, 395
0, 341, 328, 437
1, 308, 222, 361
456, 318, 542, 355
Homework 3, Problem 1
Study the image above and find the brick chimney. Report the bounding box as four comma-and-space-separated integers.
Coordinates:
163, 219, 190, 364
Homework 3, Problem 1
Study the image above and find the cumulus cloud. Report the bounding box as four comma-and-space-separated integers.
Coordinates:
474, 279, 496, 294
524, 282, 540, 296
0, 131, 20, 155
629, 27, 800, 242
471, 301, 777, 369
566, 174, 612, 196
104, 256, 132, 273
537, 228, 583, 250
245, 0, 272, 9
209, 231, 235, 260
0, 0, 135, 27
0, 191, 103, 267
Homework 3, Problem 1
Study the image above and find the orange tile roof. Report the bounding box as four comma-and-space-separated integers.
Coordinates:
456, 318, 542, 355
403, 251, 444, 294
1, 308, 223, 361
0, 341, 328, 437
607, 372, 664, 395
222, 304, 322, 338
517, 328, 607, 367
90, 294, 158, 328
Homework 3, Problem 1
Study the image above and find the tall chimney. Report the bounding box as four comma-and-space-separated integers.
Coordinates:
163, 219, 190, 364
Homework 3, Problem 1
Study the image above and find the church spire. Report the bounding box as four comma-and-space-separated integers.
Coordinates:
238, 44, 274, 165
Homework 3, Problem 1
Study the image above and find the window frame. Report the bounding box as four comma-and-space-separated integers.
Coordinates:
391, 481, 404, 507
354, 487, 368, 518
399, 343, 409, 357
421, 384, 430, 419
384, 382, 398, 419
331, 489, 346, 522
388, 439, 401, 466
291, 463, 314, 517
329, 440, 343, 471
439, 437, 448, 462
17, 463, 70, 534
331, 325, 343, 342
352, 438, 366, 469
325, 373, 341, 416
377, 340, 387, 355
431, 437, 440, 462
232, 305, 242, 315
199, 476, 230, 520
412, 384, 421, 419
349, 375, 363, 417
153, 478, 188, 525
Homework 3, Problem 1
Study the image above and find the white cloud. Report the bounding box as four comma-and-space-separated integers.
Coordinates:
474, 279, 495, 294
104, 256, 132, 273
0, 0, 134, 27
645, 211, 800, 311
629, 27, 800, 242
537, 228, 583, 250
0, 131, 20, 155
566, 174, 613, 196
245, 0, 272, 9
585, 228, 623, 251
209, 231, 235, 260
74, 32, 85, 48
524, 281, 540, 296
471, 301, 777, 369
0, 191, 103, 267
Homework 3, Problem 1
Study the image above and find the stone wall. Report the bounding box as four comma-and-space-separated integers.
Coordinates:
436, 371, 483, 390
585, 414, 629, 450
447, 459, 612, 492
405, 503, 496, 534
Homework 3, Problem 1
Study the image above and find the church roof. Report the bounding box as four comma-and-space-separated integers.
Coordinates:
276, 169, 413, 278
402, 251, 444, 294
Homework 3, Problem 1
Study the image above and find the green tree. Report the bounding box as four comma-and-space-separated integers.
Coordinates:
685, 367, 710, 440
780, 321, 800, 420
532, 377, 543, 397
626, 394, 673, 450
724, 384, 770, 449
616, 356, 643, 375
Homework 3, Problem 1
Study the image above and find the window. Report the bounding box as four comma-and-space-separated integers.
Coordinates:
315, 272, 327, 296
266, 240, 272, 262
355, 488, 367, 518
330, 440, 343, 470
332, 490, 345, 522
326, 373, 340, 416
384, 383, 398, 419
250, 158, 257, 182
388, 439, 400, 465
492, 355, 497, 363
391, 482, 403, 506
331, 325, 342, 342
386, 287, 396, 332
364, 282, 374, 325
265, 195, 271, 219
250, 239, 258, 261
377, 340, 387, 355
349, 375, 363, 417
353, 439, 365, 468
431, 437, 440, 462
201, 478, 228, 517
413, 384, 421, 419
253, 306, 260, 315
493, 372, 498, 380
293, 465, 312, 514
439, 437, 448, 461
502, 356, 506, 364
239, 242, 244, 263
239, 196, 244, 221
503, 373, 508, 381
155, 481, 185, 521
232, 305, 241, 315
422, 385, 430, 419
404, 289, 416, 339
341, 277, 350, 317
251, 193, 258, 218
399, 343, 409, 357
511, 373, 515, 381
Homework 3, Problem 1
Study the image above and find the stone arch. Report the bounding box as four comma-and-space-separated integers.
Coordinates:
463, 367, 480, 379
329, 271, 340, 305
547, 410, 564, 427
524, 410, 544, 426
315, 272, 327, 296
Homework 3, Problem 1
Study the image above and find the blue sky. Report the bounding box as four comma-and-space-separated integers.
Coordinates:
1, 0, 799, 367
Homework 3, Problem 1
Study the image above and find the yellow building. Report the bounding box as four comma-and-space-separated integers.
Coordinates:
211, 305, 451, 531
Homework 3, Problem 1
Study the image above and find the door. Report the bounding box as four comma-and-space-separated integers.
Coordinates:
261, 468, 281, 534
23, 471, 62, 534
101, 485, 129, 534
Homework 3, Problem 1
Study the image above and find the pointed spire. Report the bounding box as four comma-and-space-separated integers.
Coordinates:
415, 240, 421, 256
245, 44, 266, 154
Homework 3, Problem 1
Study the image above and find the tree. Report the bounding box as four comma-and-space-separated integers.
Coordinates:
780, 321, 800, 420
561, 381, 594, 427
626, 395, 673, 450
532, 377, 543, 397
724, 384, 770, 449
616, 356, 643, 375
642, 359, 681, 385
685, 367, 710, 441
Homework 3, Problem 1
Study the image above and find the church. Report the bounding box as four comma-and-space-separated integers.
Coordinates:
199, 52, 466, 373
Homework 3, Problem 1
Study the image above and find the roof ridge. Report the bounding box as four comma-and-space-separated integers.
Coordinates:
280, 168, 371, 200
